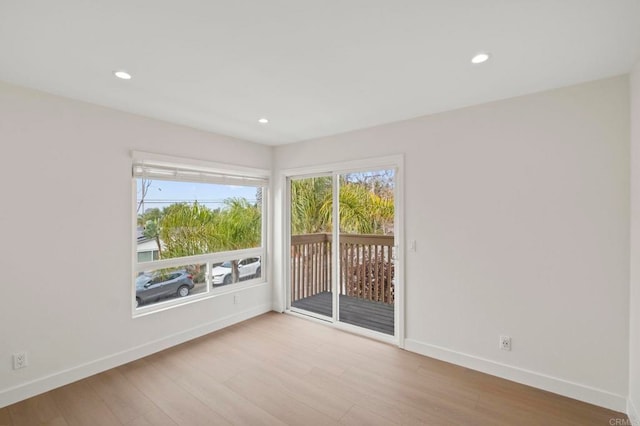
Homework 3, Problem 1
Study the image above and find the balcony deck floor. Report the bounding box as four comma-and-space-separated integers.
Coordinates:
291, 291, 394, 335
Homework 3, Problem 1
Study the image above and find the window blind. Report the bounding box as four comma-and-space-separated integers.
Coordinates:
132, 161, 268, 187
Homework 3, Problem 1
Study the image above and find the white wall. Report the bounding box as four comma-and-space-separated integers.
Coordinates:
629, 62, 640, 424
0, 81, 273, 407
0, 74, 633, 413
274, 76, 630, 411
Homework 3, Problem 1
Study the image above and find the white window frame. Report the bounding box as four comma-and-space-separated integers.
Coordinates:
131, 151, 269, 317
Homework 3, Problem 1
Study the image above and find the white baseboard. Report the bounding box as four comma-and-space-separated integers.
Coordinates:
629, 398, 640, 426
0, 304, 272, 408
404, 338, 627, 413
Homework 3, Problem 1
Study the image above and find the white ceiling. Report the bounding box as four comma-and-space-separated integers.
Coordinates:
1, 1, 640, 145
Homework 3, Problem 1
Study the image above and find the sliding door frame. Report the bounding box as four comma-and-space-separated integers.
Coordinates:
280, 155, 405, 347
287, 171, 335, 322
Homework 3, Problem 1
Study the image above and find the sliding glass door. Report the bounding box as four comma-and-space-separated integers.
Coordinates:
288, 168, 397, 337
289, 175, 334, 319
337, 170, 395, 335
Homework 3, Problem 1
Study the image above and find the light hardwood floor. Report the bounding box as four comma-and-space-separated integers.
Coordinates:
1, 312, 629, 425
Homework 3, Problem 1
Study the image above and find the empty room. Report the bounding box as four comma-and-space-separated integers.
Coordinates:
1, 1, 640, 425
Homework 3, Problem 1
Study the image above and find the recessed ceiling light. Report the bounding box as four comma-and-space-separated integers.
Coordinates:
471, 52, 490, 64
114, 70, 132, 80
258, 118, 269, 124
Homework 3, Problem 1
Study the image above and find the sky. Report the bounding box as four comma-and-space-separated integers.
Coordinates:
137, 178, 258, 214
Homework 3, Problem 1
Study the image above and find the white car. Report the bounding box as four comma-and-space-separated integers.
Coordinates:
212, 258, 261, 285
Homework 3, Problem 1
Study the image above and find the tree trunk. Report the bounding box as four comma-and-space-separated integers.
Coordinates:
231, 260, 239, 283
155, 236, 162, 259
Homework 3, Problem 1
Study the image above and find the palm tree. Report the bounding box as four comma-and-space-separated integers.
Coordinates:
159, 202, 218, 258
337, 182, 376, 234
290, 177, 394, 235
213, 198, 261, 248
213, 198, 262, 281
290, 177, 333, 234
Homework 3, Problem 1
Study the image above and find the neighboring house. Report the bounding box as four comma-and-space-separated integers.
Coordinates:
136, 227, 162, 262
136, 238, 160, 263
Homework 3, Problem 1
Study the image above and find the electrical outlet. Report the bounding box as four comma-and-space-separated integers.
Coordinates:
499, 336, 511, 351
13, 352, 28, 369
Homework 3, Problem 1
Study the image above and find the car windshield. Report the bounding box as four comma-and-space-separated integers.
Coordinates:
221, 261, 231, 268
135, 274, 151, 285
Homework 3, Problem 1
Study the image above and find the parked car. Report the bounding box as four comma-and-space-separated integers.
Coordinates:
136, 270, 194, 307
212, 258, 261, 285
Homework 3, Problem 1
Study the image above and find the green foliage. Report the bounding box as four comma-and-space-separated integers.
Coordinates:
158, 200, 261, 259
142, 219, 160, 240
159, 203, 217, 258
338, 183, 375, 234
290, 176, 394, 235
138, 207, 162, 226
290, 177, 333, 234
139, 207, 165, 256
214, 198, 262, 250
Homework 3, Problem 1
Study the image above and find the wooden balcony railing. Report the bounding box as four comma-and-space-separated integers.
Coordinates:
291, 233, 394, 305
290, 233, 332, 302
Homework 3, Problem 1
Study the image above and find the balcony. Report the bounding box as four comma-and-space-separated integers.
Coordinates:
290, 233, 395, 335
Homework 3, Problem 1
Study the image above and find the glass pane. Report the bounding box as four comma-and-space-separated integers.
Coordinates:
290, 176, 333, 318
211, 256, 262, 287
137, 251, 153, 263
338, 169, 395, 335
136, 178, 263, 261
135, 263, 206, 309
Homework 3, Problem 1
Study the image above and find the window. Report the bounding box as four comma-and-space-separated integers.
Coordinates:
136, 250, 158, 263
132, 152, 268, 314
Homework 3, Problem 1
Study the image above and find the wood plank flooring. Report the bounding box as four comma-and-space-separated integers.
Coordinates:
1, 312, 628, 425
291, 292, 395, 335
